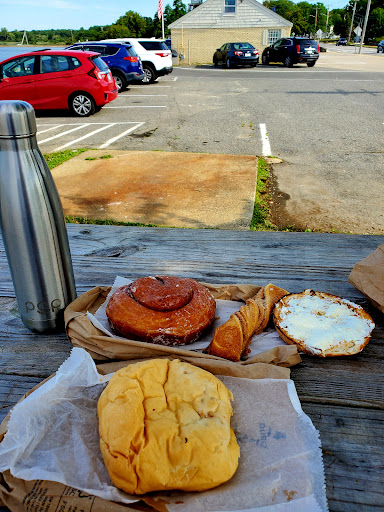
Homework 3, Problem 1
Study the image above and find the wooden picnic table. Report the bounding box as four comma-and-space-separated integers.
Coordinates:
0, 224, 383, 512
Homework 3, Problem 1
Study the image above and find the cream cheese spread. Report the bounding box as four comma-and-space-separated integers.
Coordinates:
278, 294, 374, 353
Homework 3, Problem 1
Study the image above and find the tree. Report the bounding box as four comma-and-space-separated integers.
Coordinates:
115, 10, 146, 37
0, 27, 8, 41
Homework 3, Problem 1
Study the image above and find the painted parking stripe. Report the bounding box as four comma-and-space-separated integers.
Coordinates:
54, 124, 116, 151
38, 124, 87, 144
259, 123, 271, 157
37, 125, 61, 134
104, 105, 167, 108
117, 94, 168, 97
129, 85, 171, 88
99, 122, 145, 149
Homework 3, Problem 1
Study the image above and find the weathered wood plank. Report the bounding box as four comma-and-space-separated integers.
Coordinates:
303, 403, 384, 511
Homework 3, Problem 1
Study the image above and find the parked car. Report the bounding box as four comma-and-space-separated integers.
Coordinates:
213, 42, 259, 68
164, 38, 177, 58
261, 37, 319, 67
0, 49, 118, 116
66, 41, 144, 91
377, 40, 384, 53
336, 38, 347, 46
102, 38, 173, 83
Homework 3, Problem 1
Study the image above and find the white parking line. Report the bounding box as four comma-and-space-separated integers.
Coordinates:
128, 85, 171, 88
38, 124, 87, 144
54, 124, 116, 151
37, 125, 60, 134
259, 123, 271, 156
104, 106, 167, 108
99, 122, 145, 149
117, 94, 168, 97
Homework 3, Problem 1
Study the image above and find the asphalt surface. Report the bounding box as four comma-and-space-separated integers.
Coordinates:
40, 49, 384, 234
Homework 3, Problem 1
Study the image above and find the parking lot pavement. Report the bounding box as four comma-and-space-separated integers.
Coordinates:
36, 76, 178, 153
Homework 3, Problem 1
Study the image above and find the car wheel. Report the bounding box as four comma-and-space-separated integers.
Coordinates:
113, 73, 127, 92
262, 54, 269, 65
142, 65, 156, 83
284, 56, 293, 67
69, 93, 96, 117
226, 58, 231, 69
251, 62, 257, 67
213, 57, 218, 67
307, 61, 316, 67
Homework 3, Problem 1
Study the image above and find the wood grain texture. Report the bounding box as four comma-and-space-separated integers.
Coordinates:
0, 225, 383, 511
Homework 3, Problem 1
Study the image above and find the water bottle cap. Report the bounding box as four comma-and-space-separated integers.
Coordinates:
0, 100, 37, 139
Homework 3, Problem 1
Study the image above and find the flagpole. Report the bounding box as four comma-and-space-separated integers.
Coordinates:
162, 13, 165, 39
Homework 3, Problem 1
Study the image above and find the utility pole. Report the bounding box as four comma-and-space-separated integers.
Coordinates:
359, 0, 371, 54
348, 1, 356, 43
325, 7, 330, 37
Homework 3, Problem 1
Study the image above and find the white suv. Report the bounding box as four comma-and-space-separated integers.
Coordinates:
102, 38, 173, 83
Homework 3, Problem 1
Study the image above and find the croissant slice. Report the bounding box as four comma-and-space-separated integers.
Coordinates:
205, 314, 243, 362
205, 283, 289, 362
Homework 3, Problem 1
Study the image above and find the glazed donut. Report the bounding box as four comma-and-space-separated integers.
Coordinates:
106, 275, 216, 345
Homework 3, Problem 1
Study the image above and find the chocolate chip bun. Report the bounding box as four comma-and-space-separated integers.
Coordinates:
273, 289, 375, 357
97, 359, 240, 494
105, 275, 216, 346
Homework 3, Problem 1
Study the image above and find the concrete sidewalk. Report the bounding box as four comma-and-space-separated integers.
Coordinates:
316, 51, 384, 72
52, 150, 258, 230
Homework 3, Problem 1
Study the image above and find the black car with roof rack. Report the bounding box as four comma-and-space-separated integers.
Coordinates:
262, 37, 319, 68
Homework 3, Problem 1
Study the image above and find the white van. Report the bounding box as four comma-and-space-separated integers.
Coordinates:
102, 38, 173, 83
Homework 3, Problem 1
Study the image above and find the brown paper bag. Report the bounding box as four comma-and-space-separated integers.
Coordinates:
64, 283, 301, 375
349, 244, 384, 313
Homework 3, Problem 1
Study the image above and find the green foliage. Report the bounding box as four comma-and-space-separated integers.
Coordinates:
43, 149, 88, 170
263, 0, 383, 39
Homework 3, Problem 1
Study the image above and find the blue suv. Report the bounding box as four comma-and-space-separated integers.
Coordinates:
66, 41, 144, 91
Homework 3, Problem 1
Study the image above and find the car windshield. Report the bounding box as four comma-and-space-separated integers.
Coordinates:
140, 41, 168, 51
92, 56, 109, 71
233, 43, 254, 50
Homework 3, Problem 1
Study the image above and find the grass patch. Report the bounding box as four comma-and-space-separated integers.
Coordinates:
44, 148, 88, 170
250, 157, 278, 231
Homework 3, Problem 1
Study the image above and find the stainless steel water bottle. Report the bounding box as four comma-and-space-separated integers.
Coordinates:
0, 100, 77, 332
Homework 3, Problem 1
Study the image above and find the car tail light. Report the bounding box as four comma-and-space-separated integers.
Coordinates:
296, 45, 301, 54
234, 51, 243, 56
124, 56, 138, 62
155, 52, 169, 57
318, 44, 320, 52
253, 50, 259, 55
87, 65, 111, 81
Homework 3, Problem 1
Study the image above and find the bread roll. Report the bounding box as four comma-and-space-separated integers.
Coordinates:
106, 275, 216, 345
97, 359, 240, 494
273, 289, 375, 357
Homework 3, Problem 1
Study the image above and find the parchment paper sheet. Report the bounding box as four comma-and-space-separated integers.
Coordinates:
0, 348, 327, 511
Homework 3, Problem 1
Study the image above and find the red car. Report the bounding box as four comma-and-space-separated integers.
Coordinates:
0, 49, 118, 116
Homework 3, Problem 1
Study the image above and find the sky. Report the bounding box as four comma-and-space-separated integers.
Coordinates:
1, 0, 350, 32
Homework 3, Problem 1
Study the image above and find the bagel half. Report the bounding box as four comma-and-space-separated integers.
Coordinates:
273, 289, 375, 357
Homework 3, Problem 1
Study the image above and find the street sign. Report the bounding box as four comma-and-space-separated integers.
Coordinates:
354, 26, 362, 35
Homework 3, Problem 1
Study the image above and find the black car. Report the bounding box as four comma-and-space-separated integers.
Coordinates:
336, 38, 347, 46
213, 42, 259, 68
377, 40, 384, 53
261, 37, 319, 67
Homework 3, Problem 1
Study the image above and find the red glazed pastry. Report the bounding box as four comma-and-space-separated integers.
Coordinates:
106, 275, 216, 345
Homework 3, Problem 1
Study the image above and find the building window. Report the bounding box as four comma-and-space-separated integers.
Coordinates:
224, 0, 236, 14
268, 29, 282, 45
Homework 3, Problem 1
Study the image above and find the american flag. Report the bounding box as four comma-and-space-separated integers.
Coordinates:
157, 0, 163, 19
